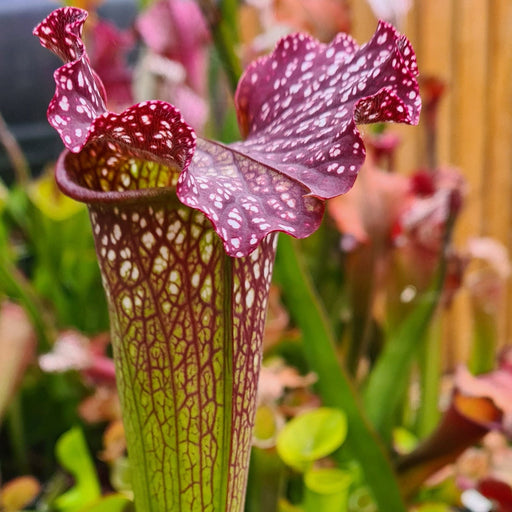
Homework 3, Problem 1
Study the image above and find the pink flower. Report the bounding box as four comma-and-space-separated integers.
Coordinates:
136, 0, 210, 94
0, 302, 36, 420
88, 19, 134, 110
39, 330, 116, 386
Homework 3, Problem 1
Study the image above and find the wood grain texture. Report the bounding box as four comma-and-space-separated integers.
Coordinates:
351, 1, 512, 363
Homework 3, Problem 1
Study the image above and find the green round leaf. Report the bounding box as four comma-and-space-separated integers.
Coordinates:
80, 494, 133, 512
413, 505, 452, 512
54, 427, 101, 511
253, 404, 280, 445
393, 427, 418, 455
304, 468, 352, 495
304, 468, 352, 512
276, 407, 347, 472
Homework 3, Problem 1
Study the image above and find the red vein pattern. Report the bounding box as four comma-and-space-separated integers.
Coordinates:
57, 150, 276, 510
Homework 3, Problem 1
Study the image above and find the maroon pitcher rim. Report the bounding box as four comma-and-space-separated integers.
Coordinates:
55, 150, 180, 207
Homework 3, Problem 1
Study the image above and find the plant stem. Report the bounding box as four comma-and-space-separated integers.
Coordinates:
0, 112, 30, 186
274, 236, 407, 512
415, 315, 442, 438
0, 256, 55, 351
468, 308, 497, 375
197, 0, 242, 92
363, 194, 458, 442
244, 447, 284, 512
5, 395, 29, 473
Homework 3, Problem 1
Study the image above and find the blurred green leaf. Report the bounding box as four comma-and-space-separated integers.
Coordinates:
363, 276, 443, 442
79, 494, 133, 512
28, 171, 84, 221
412, 504, 452, 512
54, 427, 101, 511
393, 427, 419, 454
27, 195, 108, 333
304, 468, 352, 512
245, 447, 284, 512
0, 180, 7, 210
277, 408, 347, 472
363, 197, 456, 441
278, 499, 304, 512
2, 180, 107, 335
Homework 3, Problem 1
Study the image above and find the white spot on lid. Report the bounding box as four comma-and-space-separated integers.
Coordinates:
377, 32, 388, 45
113, 224, 121, 240
59, 96, 69, 111
228, 219, 241, 229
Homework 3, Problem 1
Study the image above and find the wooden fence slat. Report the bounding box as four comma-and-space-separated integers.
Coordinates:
351, 1, 512, 360
482, 0, 512, 345
416, 0, 454, 169
451, 0, 489, 239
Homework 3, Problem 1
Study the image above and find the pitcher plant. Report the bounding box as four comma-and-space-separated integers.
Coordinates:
34, 7, 421, 511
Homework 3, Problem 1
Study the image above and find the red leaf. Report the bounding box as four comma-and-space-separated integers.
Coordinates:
181, 23, 421, 256
33, 7, 195, 169
177, 139, 324, 257
234, 23, 420, 199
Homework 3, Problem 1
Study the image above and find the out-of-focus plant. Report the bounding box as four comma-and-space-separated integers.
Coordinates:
1, 95, 111, 503
277, 407, 347, 473
134, 0, 210, 131
464, 237, 511, 375
0, 476, 41, 512
0, 302, 36, 423
33, 5, 420, 511
397, 354, 512, 500
276, 407, 351, 512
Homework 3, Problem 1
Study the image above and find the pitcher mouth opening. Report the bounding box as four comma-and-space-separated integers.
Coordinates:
55, 148, 183, 207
